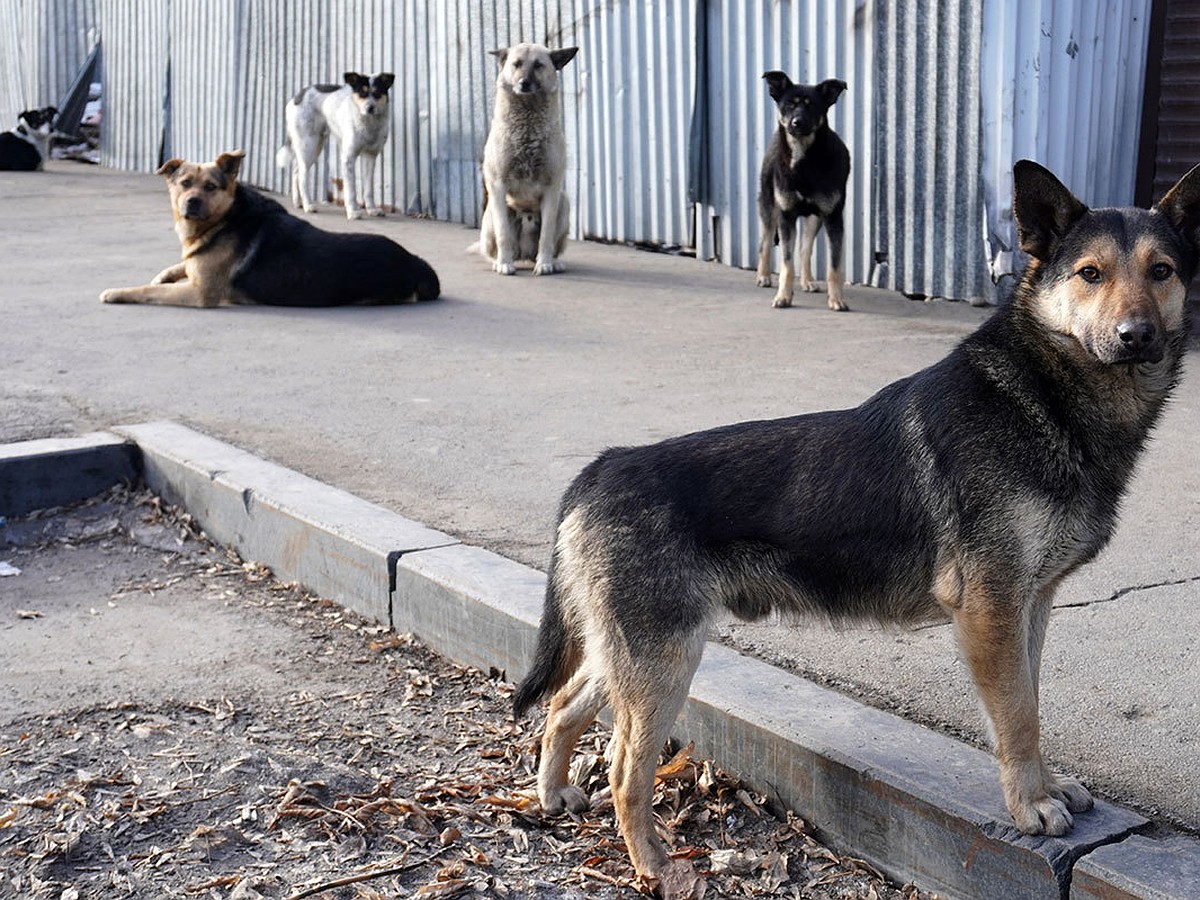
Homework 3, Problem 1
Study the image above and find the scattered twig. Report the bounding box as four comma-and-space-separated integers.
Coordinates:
283, 849, 451, 900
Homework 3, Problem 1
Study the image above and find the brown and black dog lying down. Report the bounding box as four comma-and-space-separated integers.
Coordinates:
100, 150, 440, 307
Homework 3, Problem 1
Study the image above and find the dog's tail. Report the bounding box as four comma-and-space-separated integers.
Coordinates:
512, 552, 580, 718
275, 140, 292, 170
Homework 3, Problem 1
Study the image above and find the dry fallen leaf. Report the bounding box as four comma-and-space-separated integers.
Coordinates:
15, 608, 43, 619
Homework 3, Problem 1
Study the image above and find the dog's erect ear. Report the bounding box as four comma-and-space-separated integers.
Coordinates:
343, 72, 368, 90
550, 47, 579, 70
819, 79, 847, 105
1154, 162, 1200, 254
1012, 160, 1089, 261
490, 48, 508, 67
762, 71, 793, 101
374, 73, 395, 91
156, 159, 184, 178
46, 106, 58, 118
215, 149, 245, 179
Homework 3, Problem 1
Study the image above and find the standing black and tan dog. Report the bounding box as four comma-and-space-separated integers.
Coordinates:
514, 160, 1200, 899
478, 42, 578, 276
100, 150, 439, 308
756, 73, 850, 311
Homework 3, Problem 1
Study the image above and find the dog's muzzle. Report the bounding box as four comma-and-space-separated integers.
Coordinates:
515, 79, 539, 94
181, 196, 206, 219
787, 116, 815, 136
1115, 319, 1165, 364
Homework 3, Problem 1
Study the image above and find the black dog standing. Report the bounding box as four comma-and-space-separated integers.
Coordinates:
755, 73, 850, 311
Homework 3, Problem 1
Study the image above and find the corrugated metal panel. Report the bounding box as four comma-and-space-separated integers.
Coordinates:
874, 0, 983, 300
97, 0, 167, 171
979, 0, 1152, 292
567, 0, 695, 247
0, 0, 98, 126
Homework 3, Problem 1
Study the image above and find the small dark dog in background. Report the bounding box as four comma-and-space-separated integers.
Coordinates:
756, 73, 850, 311
0, 107, 58, 171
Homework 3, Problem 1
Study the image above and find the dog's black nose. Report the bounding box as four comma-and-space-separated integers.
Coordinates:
1117, 319, 1163, 362
1117, 319, 1157, 351
184, 197, 203, 216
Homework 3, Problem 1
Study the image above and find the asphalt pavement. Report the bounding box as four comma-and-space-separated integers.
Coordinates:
2, 161, 1197, 837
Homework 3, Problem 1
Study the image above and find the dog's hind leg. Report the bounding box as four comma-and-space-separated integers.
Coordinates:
608, 628, 707, 899
823, 207, 848, 311
536, 670, 607, 814
797, 214, 823, 293
773, 211, 798, 308
293, 135, 324, 213
756, 206, 777, 289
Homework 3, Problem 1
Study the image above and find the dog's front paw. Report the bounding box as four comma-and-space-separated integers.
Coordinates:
827, 294, 849, 312
1048, 773, 1093, 814
772, 292, 793, 309
302, 203, 317, 214
1012, 793, 1074, 836
798, 279, 820, 293
346, 207, 364, 221
100, 289, 127, 304
533, 259, 564, 276
365, 206, 385, 218
539, 783, 590, 815
755, 274, 773, 288
493, 261, 517, 276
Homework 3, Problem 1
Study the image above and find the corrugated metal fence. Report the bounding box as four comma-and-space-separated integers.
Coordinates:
1, 0, 1154, 303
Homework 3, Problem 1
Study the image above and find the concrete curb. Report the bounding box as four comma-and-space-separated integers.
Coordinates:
0, 432, 139, 517
3, 423, 1198, 899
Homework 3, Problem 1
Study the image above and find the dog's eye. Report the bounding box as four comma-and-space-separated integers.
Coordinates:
1150, 262, 1174, 281
180, 178, 193, 188
533, 60, 544, 70
203, 182, 218, 192
1077, 265, 1102, 284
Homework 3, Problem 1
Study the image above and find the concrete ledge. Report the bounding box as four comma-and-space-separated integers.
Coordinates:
7, 423, 1195, 899
682, 643, 1144, 899
393, 543, 546, 678
0, 432, 139, 517
114, 421, 458, 624
1070, 835, 1200, 899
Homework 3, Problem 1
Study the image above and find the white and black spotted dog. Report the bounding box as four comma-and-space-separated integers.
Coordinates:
0, 107, 58, 171
277, 72, 394, 220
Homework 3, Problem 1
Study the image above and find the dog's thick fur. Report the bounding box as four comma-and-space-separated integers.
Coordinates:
513, 160, 1200, 899
478, 43, 578, 276
277, 72, 395, 220
0, 107, 57, 171
100, 150, 439, 308
756, 73, 851, 311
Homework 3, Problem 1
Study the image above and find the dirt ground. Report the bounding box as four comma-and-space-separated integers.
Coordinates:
0, 489, 934, 899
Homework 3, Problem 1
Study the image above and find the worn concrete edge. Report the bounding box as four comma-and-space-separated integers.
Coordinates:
111, 421, 459, 625
0, 431, 139, 518
4, 426, 1198, 898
